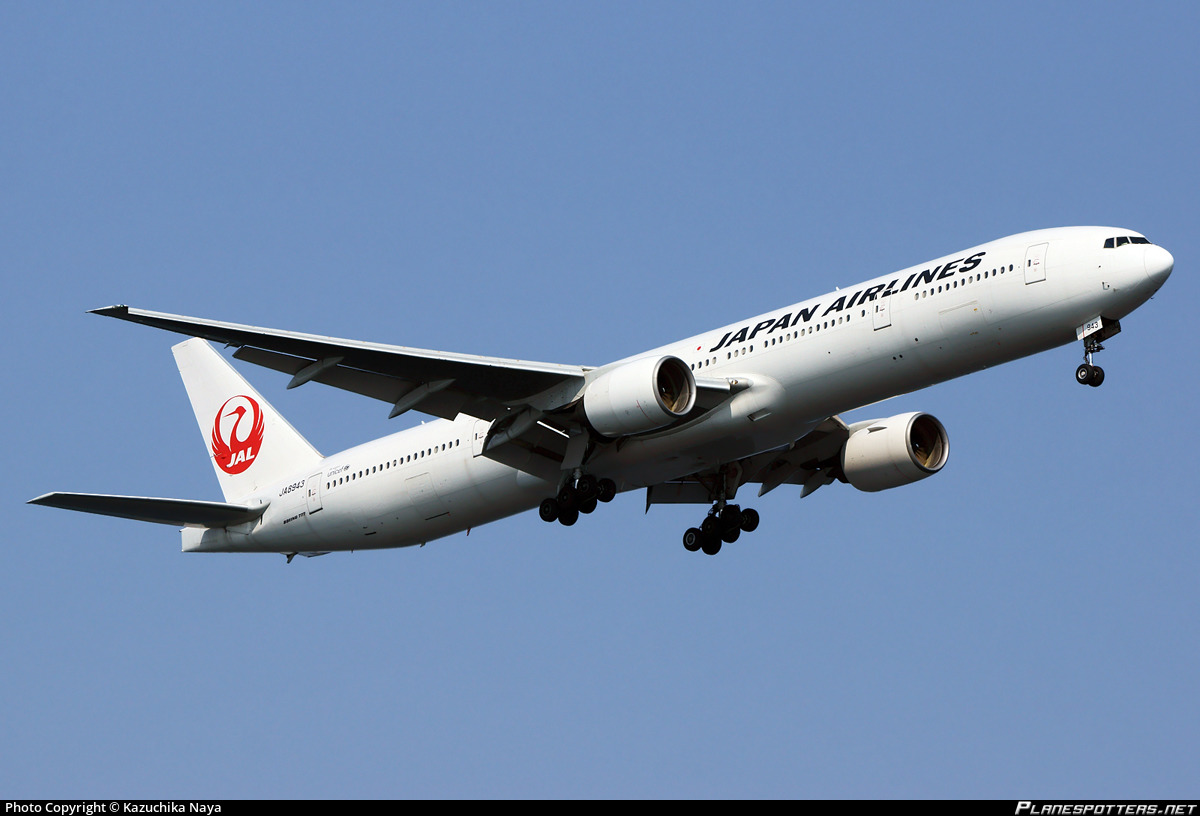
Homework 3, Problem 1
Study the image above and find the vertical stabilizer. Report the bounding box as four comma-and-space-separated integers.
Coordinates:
172, 338, 322, 502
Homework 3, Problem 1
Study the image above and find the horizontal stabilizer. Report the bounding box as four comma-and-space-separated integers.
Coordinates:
28, 492, 268, 528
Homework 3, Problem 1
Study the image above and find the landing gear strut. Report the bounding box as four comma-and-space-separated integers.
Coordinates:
538, 475, 617, 526
682, 503, 760, 556
1076, 335, 1106, 387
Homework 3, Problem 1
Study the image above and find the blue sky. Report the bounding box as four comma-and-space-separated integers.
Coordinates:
3, 1, 1197, 798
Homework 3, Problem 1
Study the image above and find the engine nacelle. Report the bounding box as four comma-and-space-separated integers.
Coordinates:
841, 412, 949, 492
583, 356, 697, 438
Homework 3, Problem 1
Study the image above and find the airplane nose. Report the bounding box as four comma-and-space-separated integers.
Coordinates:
1145, 245, 1174, 288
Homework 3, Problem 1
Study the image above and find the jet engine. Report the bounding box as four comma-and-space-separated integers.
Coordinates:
840, 412, 949, 492
583, 356, 697, 438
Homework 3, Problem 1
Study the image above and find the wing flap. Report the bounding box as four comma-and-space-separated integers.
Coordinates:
28, 493, 269, 528
231, 346, 497, 421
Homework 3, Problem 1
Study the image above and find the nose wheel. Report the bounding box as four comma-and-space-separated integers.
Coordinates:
1076, 363, 1105, 387
1076, 336, 1106, 387
682, 504, 760, 555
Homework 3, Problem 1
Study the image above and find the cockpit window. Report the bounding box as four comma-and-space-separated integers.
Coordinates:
1104, 235, 1151, 248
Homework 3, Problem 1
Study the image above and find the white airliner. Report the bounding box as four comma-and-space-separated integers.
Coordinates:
30, 227, 1173, 558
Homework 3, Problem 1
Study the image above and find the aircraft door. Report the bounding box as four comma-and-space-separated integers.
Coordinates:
471, 419, 491, 457
872, 296, 892, 330
405, 473, 449, 520
305, 473, 324, 515
1025, 242, 1048, 284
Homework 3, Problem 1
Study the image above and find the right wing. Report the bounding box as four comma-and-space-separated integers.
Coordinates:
91, 306, 744, 483
28, 493, 269, 528
92, 306, 590, 422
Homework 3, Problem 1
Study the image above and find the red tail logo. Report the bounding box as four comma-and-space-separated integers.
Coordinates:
211, 395, 265, 475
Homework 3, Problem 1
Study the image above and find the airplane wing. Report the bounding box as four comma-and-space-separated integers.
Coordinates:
28, 492, 269, 528
91, 306, 589, 422
644, 417, 850, 508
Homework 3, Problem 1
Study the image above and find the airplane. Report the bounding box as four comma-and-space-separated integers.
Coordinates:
29, 226, 1173, 559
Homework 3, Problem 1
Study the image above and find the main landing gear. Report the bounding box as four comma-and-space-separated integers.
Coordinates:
1075, 335, 1106, 387
682, 503, 760, 556
538, 474, 617, 527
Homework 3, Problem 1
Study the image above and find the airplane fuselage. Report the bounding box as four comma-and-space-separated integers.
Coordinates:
175, 226, 1171, 554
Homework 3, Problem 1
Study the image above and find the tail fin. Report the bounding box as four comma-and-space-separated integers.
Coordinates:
173, 338, 322, 501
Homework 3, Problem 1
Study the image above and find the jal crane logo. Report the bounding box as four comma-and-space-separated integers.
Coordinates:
211, 395, 265, 474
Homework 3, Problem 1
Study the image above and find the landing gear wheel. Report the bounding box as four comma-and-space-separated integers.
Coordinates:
557, 486, 578, 511
701, 535, 722, 556
539, 498, 559, 523
701, 516, 719, 536
683, 528, 703, 552
721, 526, 741, 544
1076, 363, 1094, 385
597, 478, 617, 503
719, 506, 743, 530
740, 508, 760, 533
575, 474, 598, 501
578, 497, 598, 515
558, 507, 579, 526
1089, 366, 1105, 387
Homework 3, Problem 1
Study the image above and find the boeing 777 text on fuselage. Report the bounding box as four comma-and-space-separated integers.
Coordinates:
31, 227, 1173, 558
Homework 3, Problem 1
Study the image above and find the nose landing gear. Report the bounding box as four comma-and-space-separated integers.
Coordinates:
1076, 363, 1105, 387
1075, 318, 1122, 387
1076, 335, 1106, 387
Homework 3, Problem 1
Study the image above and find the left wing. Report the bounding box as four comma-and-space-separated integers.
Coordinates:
645, 417, 850, 508
92, 306, 589, 422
